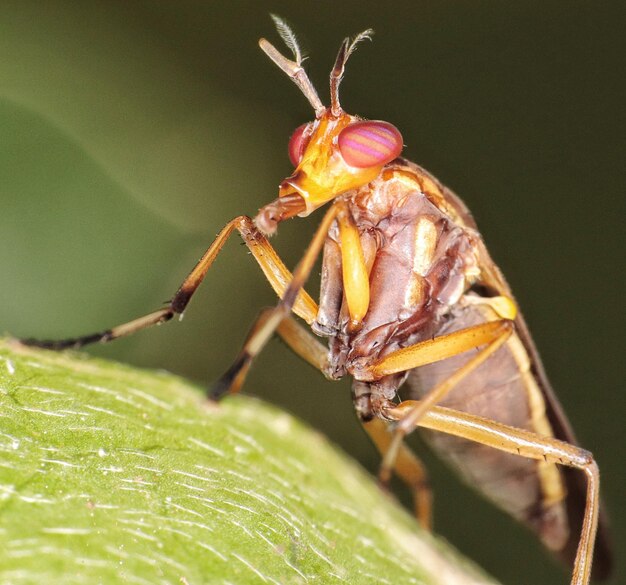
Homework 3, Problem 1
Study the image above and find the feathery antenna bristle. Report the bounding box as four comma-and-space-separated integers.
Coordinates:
260, 16, 324, 115
270, 14, 305, 65
260, 19, 375, 117
330, 29, 374, 116
345, 29, 374, 59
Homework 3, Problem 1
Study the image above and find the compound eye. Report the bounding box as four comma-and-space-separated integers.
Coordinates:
288, 123, 312, 167
337, 121, 403, 168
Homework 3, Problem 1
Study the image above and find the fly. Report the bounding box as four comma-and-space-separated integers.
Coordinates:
22, 16, 611, 585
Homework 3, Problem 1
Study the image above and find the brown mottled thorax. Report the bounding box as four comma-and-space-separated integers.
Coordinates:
312, 159, 482, 383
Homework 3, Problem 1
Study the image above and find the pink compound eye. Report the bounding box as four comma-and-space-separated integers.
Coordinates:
337, 121, 403, 168
288, 123, 312, 167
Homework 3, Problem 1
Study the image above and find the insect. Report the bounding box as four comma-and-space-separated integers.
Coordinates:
22, 17, 611, 585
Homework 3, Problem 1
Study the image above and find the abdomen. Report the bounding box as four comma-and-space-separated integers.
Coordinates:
406, 299, 570, 552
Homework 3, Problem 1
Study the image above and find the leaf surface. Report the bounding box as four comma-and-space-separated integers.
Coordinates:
0, 340, 500, 585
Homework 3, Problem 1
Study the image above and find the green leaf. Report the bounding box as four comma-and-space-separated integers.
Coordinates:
0, 340, 500, 585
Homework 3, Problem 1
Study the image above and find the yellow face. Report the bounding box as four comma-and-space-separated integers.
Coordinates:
279, 111, 400, 216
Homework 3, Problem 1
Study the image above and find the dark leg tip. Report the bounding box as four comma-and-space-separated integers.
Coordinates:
18, 337, 70, 350
18, 330, 112, 351
207, 353, 251, 402
207, 376, 232, 402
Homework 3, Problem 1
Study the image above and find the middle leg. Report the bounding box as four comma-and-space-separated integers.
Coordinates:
352, 319, 513, 484
211, 203, 341, 398
362, 416, 433, 529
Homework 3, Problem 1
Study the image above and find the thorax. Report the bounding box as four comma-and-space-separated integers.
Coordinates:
312, 160, 483, 380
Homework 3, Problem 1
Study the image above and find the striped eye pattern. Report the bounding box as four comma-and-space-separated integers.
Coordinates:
337, 121, 403, 168
288, 123, 313, 167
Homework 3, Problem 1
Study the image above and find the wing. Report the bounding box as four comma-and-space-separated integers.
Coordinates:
407, 159, 612, 577
476, 220, 613, 579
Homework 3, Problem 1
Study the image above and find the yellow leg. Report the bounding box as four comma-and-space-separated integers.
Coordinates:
354, 319, 512, 381
384, 401, 599, 585
373, 319, 513, 484
362, 418, 432, 529
215, 309, 331, 396
337, 205, 370, 328
276, 315, 330, 374
211, 204, 340, 398
21, 215, 318, 350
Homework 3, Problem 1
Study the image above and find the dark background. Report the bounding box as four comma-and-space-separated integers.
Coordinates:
0, 2, 623, 584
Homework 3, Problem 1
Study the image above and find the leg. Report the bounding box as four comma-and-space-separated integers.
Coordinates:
383, 401, 599, 585
214, 309, 330, 396
362, 417, 433, 529
20, 216, 318, 350
337, 205, 370, 328
211, 203, 340, 398
369, 319, 513, 484
353, 319, 513, 381
276, 315, 330, 374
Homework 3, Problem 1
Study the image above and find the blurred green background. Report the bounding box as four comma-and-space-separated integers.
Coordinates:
0, 2, 623, 584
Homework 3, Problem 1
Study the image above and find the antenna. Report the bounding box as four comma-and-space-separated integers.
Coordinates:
329, 29, 373, 116
260, 16, 325, 116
